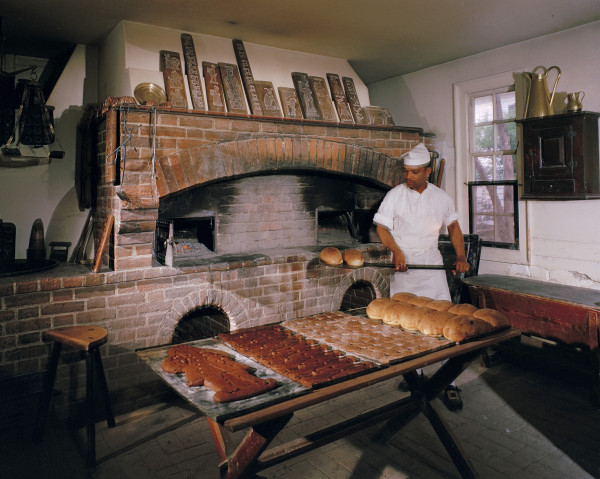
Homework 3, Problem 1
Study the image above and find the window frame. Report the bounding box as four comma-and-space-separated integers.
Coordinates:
467, 180, 519, 249
453, 71, 529, 265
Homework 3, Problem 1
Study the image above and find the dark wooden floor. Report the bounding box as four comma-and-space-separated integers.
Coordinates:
2, 339, 599, 479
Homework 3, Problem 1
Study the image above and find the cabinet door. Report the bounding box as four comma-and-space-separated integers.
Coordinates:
521, 112, 600, 199
524, 118, 577, 196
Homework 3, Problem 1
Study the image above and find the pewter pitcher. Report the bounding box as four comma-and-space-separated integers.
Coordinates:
524, 66, 561, 118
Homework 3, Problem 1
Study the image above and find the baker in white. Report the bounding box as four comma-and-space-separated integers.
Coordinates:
373, 142, 470, 300
374, 143, 471, 410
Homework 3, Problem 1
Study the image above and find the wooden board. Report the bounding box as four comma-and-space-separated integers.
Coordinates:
326, 73, 354, 123
361, 106, 394, 125
309, 76, 337, 122
254, 81, 282, 118
232, 39, 263, 115
223, 327, 520, 431
181, 34, 206, 111
342, 76, 365, 123
202, 62, 226, 113
159, 50, 188, 109
219, 63, 248, 114
92, 215, 114, 273
291, 72, 322, 120
278, 87, 303, 119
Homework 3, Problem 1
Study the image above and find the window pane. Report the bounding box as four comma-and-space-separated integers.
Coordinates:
496, 92, 516, 120
472, 185, 493, 213
499, 185, 515, 214
496, 122, 517, 150
473, 156, 493, 181
474, 125, 493, 152
495, 216, 515, 243
473, 215, 495, 242
474, 96, 493, 123
497, 154, 516, 180
496, 156, 504, 180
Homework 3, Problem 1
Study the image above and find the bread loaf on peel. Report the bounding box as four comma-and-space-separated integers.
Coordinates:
320, 247, 343, 266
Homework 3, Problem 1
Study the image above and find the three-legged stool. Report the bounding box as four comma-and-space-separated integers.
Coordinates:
33, 325, 116, 466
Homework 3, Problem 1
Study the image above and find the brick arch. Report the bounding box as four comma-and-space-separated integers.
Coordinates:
155, 136, 401, 197
330, 268, 390, 310
156, 284, 250, 344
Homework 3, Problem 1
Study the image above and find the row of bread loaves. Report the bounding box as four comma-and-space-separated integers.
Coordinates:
366, 293, 509, 342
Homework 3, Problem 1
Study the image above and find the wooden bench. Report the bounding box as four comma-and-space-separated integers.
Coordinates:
463, 274, 600, 406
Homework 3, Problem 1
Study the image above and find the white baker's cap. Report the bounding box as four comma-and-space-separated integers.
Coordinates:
402, 143, 431, 167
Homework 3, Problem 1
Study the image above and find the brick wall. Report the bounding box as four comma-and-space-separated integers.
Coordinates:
0, 246, 392, 413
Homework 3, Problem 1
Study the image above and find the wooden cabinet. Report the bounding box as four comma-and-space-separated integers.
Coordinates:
519, 111, 600, 199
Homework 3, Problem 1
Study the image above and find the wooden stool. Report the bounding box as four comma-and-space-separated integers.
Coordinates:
33, 325, 116, 466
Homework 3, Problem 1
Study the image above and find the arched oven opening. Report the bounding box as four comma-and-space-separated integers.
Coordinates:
154, 171, 385, 266
340, 280, 376, 311
171, 306, 230, 344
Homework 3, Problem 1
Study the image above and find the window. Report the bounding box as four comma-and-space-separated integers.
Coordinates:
468, 181, 519, 249
467, 88, 519, 248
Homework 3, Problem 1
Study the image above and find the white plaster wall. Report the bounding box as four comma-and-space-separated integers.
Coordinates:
98, 21, 370, 111
369, 21, 600, 289
0, 45, 98, 259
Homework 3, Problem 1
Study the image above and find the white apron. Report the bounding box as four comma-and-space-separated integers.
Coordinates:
389, 246, 450, 301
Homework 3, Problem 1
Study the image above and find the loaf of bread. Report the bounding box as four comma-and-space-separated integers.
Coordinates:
320, 246, 343, 265
442, 315, 493, 342
427, 299, 454, 311
448, 303, 478, 316
382, 301, 413, 326
473, 308, 510, 328
419, 310, 454, 337
408, 296, 434, 307
391, 292, 417, 303
366, 297, 396, 320
399, 305, 429, 331
343, 248, 364, 267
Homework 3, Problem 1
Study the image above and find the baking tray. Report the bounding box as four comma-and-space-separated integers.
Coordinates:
136, 337, 308, 422
281, 311, 453, 365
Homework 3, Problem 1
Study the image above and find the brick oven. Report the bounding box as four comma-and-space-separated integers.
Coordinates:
0, 104, 432, 414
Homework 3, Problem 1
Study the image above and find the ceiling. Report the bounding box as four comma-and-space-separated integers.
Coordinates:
1, 0, 600, 85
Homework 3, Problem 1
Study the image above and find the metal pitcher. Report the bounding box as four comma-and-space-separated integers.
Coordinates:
524, 66, 561, 118
566, 91, 585, 112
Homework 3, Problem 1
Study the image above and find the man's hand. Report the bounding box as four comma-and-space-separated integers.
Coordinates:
452, 256, 470, 276
392, 249, 408, 272
376, 225, 408, 272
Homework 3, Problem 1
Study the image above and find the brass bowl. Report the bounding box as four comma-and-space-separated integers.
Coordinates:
134, 83, 167, 105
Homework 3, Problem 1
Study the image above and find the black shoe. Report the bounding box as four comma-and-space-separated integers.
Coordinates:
442, 385, 463, 411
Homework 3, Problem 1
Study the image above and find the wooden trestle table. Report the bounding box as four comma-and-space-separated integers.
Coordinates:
138, 327, 519, 479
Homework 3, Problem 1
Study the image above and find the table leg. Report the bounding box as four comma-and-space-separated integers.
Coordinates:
207, 417, 235, 462
374, 350, 482, 478
371, 371, 422, 445
220, 413, 292, 479
417, 392, 477, 478
589, 311, 600, 408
